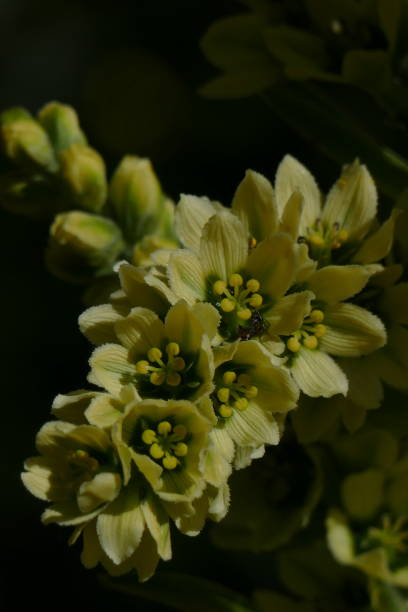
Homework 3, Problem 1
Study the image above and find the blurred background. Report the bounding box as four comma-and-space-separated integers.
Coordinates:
3, 1, 396, 610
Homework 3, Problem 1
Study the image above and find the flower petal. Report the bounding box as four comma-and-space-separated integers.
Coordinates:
279, 191, 303, 238
97, 486, 145, 565
85, 394, 125, 428
78, 472, 122, 513
141, 492, 171, 561
322, 160, 377, 240
51, 390, 99, 424
89, 344, 135, 395
231, 169, 278, 240
245, 233, 296, 299
320, 303, 386, 357
200, 211, 248, 280
115, 307, 164, 354
79, 304, 123, 345
275, 155, 321, 233
175, 194, 218, 252
353, 208, 401, 264
326, 509, 355, 565
290, 348, 348, 397
118, 263, 169, 314
234, 445, 265, 470
168, 249, 206, 304
204, 428, 234, 487
226, 403, 280, 447
265, 291, 313, 336
306, 264, 382, 303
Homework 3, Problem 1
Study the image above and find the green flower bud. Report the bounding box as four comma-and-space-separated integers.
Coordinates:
46, 211, 124, 283
132, 234, 178, 266
38, 101, 87, 152
59, 143, 107, 212
0, 107, 57, 171
109, 155, 165, 242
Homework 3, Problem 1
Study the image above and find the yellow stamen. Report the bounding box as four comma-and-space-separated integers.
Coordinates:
223, 371, 236, 385
174, 442, 188, 457
303, 335, 318, 350
310, 309, 324, 323
148, 347, 162, 362
287, 337, 301, 352
219, 404, 233, 418
75, 450, 88, 459
249, 293, 263, 307
135, 360, 150, 374
166, 342, 180, 356
217, 387, 230, 403
220, 298, 235, 312
314, 324, 327, 337
213, 280, 227, 295
150, 443, 164, 459
234, 397, 249, 411
249, 237, 257, 249
157, 421, 172, 435
172, 357, 186, 371
237, 373, 251, 387
142, 429, 157, 444
237, 308, 252, 321
229, 273, 243, 287
309, 234, 325, 247
245, 385, 258, 398
150, 371, 166, 385
166, 372, 181, 386
246, 279, 260, 292
337, 178, 347, 188
172, 424, 187, 440
162, 455, 178, 470
337, 229, 348, 242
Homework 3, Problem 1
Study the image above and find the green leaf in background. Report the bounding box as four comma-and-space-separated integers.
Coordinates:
199, 68, 277, 99
101, 571, 257, 612
254, 589, 316, 612
342, 50, 392, 95
377, 0, 401, 52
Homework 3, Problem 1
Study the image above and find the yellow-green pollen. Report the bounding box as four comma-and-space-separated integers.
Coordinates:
141, 420, 189, 470
135, 342, 196, 389
213, 274, 263, 322
286, 309, 327, 353
214, 369, 258, 419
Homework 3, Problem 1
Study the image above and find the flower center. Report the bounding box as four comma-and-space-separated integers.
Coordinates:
299, 218, 348, 266
135, 342, 200, 398
211, 274, 267, 341
364, 515, 408, 561
284, 308, 327, 356
140, 420, 189, 470
67, 449, 99, 476
212, 369, 258, 420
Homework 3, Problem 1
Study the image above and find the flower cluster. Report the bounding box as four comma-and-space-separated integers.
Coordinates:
23, 155, 403, 581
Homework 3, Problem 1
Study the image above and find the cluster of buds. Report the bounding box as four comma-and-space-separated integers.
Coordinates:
22, 151, 408, 591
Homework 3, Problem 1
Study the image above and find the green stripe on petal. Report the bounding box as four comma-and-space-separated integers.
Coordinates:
275, 155, 321, 234
306, 264, 382, 303
115, 307, 164, 353
320, 303, 386, 357
322, 160, 377, 241
97, 485, 145, 565
246, 234, 297, 300
231, 169, 278, 241
79, 304, 123, 345
290, 348, 348, 397
353, 208, 402, 264
175, 194, 218, 252
89, 344, 134, 395
226, 403, 280, 448
168, 249, 206, 304
200, 212, 248, 280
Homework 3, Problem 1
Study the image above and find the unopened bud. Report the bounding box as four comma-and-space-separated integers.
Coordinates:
38, 102, 87, 152
59, 143, 107, 212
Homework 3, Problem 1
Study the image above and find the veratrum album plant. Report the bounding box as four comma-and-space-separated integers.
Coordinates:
5, 102, 408, 611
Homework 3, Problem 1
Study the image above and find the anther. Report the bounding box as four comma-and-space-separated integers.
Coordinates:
249, 293, 263, 307
303, 335, 318, 350
237, 308, 252, 321
172, 357, 186, 371
237, 373, 251, 387
217, 387, 230, 403
309, 234, 325, 247
166, 342, 180, 356
166, 372, 182, 386
249, 237, 257, 249
245, 385, 258, 398
213, 280, 227, 295
219, 404, 233, 418
234, 397, 249, 411
148, 347, 162, 362
246, 279, 260, 293
337, 229, 348, 242
223, 371, 236, 385
310, 309, 324, 323
314, 324, 327, 337
173, 424, 187, 440
162, 455, 178, 470
174, 442, 188, 457
229, 273, 243, 287
150, 371, 166, 385
135, 360, 150, 374
150, 443, 164, 459
142, 429, 157, 444
220, 298, 235, 312
157, 421, 172, 435
287, 337, 301, 352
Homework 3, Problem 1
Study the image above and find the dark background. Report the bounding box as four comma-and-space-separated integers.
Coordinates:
2, 1, 338, 609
